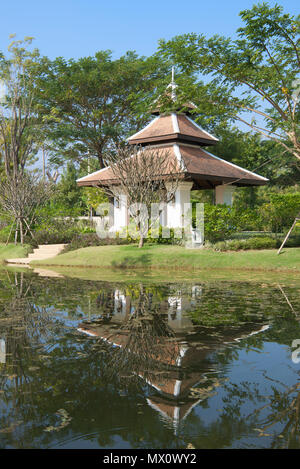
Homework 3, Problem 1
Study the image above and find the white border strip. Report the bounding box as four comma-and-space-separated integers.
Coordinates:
173, 144, 185, 171
171, 113, 180, 133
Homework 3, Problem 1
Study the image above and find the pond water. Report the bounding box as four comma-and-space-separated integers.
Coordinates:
0, 268, 299, 449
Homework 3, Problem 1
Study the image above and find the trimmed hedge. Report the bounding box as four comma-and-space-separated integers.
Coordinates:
212, 236, 280, 251
62, 233, 131, 252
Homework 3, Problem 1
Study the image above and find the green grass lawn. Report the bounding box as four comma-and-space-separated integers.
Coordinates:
0, 243, 30, 261
30, 244, 300, 273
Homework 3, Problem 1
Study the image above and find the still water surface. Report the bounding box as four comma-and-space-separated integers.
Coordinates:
0, 268, 299, 449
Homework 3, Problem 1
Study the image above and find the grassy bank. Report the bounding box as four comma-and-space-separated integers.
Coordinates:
30, 244, 300, 273
0, 243, 30, 261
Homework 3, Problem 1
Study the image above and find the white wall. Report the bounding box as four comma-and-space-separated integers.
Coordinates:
166, 182, 193, 228
113, 193, 128, 231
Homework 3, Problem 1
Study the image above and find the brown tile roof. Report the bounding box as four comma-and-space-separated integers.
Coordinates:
77, 165, 117, 186
77, 144, 183, 187
128, 115, 173, 142
179, 145, 268, 185
177, 114, 218, 142
128, 113, 218, 146
77, 143, 268, 187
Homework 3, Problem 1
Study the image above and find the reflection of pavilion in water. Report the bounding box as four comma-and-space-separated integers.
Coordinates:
78, 286, 269, 431
107, 286, 204, 330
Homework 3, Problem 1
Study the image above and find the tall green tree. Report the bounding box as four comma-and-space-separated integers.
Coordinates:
35, 51, 171, 169
52, 162, 84, 212
0, 36, 41, 178
0, 37, 52, 245
158, 2, 300, 163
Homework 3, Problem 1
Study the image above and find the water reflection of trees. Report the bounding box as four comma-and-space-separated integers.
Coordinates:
0, 271, 300, 448
218, 375, 300, 449
0, 272, 53, 374
0, 271, 62, 448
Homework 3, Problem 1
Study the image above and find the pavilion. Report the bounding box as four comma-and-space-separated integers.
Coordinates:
77, 285, 270, 433
77, 71, 268, 232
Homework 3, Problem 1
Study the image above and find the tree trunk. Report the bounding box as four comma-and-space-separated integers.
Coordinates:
97, 151, 105, 169
139, 236, 144, 248
14, 221, 19, 245
20, 219, 24, 245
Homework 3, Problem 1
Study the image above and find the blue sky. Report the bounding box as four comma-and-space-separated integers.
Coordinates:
1, 0, 298, 171
0, 0, 299, 60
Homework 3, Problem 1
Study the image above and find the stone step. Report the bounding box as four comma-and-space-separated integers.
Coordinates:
38, 244, 66, 250
28, 247, 65, 255
31, 247, 66, 254
27, 254, 61, 260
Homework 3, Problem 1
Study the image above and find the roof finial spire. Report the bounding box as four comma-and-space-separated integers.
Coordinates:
169, 66, 177, 102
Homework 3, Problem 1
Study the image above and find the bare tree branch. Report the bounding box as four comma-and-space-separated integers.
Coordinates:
104, 145, 185, 247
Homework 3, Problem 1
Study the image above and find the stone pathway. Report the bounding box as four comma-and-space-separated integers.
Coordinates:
6, 244, 67, 265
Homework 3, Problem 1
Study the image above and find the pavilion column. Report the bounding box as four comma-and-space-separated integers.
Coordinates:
215, 184, 236, 206
166, 181, 193, 228
113, 192, 128, 231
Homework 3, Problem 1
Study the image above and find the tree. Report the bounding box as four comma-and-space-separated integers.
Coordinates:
81, 186, 108, 217
52, 162, 84, 213
0, 36, 41, 179
104, 145, 183, 248
35, 51, 171, 169
158, 3, 300, 162
0, 172, 52, 244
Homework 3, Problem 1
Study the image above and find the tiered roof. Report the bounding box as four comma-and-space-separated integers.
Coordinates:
77, 72, 268, 189
128, 113, 218, 146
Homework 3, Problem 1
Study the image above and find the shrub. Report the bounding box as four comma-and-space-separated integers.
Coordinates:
285, 234, 300, 247
146, 226, 183, 245
34, 218, 81, 245
63, 233, 131, 252
194, 204, 238, 242
232, 207, 261, 231
212, 236, 280, 251
259, 193, 300, 233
